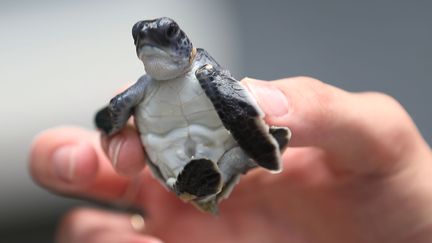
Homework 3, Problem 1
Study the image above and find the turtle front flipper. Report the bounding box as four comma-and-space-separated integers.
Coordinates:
195, 62, 291, 172
95, 75, 151, 135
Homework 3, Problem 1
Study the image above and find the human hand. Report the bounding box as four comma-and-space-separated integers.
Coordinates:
30, 77, 432, 243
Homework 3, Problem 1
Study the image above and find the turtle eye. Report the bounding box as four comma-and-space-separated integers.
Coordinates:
165, 22, 179, 39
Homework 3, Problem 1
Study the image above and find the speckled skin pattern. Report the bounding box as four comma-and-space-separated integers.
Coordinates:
95, 17, 291, 213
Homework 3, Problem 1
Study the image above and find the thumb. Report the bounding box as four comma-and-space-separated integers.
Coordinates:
243, 76, 347, 148
242, 77, 424, 174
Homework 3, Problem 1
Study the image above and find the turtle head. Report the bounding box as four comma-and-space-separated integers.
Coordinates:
132, 17, 195, 80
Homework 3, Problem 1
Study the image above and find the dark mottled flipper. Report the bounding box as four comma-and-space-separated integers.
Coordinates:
195, 63, 286, 172
94, 75, 150, 135
269, 126, 292, 152
175, 159, 222, 198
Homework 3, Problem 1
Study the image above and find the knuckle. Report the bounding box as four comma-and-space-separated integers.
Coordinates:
297, 76, 335, 103
366, 91, 396, 103
294, 76, 323, 86
294, 75, 321, 83
375, 92, 415, 133
359, 92, 419, 162
296, 76, 337, 125
366, 91, 411, 125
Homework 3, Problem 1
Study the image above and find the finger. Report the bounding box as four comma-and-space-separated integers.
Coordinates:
29, 126, 135, 202
56, 208, 163, 243
242, 77, 427, 174
101, 124, 146, 176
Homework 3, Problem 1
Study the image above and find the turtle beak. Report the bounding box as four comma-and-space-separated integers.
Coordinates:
132, 21, 150, 47
132, 21, 143, 45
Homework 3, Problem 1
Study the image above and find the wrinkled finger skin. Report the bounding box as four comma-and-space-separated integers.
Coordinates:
30, 77, 432, 243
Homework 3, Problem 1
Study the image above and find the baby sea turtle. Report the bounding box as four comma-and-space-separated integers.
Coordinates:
95, 17, 291, 213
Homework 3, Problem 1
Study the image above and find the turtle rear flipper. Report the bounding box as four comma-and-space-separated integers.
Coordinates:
175, 159, 222, 199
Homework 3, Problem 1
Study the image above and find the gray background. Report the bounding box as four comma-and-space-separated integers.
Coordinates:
1, 0, 431, 242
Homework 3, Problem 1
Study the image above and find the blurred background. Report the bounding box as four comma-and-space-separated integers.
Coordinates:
1, 0, 431, 242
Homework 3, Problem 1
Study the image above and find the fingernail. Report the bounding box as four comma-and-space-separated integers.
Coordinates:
244, 79, 290, 117
52, 146, 74, 181
108, 136, 124, 168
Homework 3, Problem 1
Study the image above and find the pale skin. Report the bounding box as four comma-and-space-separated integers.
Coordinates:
30, 77, 432, 243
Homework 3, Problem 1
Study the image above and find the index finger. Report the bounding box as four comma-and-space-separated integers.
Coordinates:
29, 126, 140, 203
